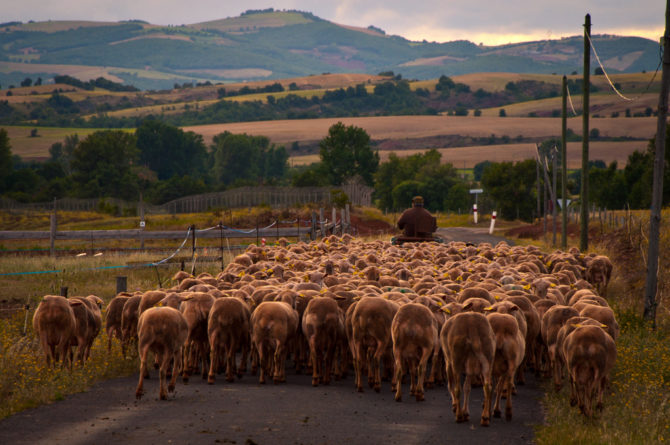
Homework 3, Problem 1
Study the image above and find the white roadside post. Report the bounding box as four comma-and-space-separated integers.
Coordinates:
489, 211, 497, 234
469, 188, 483, 225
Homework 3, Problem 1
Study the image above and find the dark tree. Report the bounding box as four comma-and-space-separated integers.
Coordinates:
135, 120, 207, 181
319, 122, 379, 186
71, 130, 139, 199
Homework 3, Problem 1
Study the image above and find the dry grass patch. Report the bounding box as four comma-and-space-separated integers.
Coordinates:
185, 116, 657, 147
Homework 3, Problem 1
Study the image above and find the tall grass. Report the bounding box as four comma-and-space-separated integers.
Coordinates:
528, 210, 670, 444
0, 251, 233, 420
0, 315, 137, 419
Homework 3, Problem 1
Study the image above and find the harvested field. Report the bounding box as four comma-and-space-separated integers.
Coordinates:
184, 115, 656, 146
289, 140, 648, 169
4, 126, 133, 160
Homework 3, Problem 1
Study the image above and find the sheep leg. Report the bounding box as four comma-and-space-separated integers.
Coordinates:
393, 352, 403, 402
135, 344, 149, 400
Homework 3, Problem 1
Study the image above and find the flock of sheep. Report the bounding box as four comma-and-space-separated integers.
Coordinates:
32, 234, 617, 426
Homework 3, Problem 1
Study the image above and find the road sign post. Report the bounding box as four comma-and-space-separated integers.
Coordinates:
469, 189, 483, 224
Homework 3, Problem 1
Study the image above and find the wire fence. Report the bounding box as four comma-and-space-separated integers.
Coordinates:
0, 184, 373, 214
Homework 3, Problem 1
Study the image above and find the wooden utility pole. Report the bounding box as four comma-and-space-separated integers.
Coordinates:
536, 158, 541, 221
644, 0, 670, 325
580, 13, 591, 252
562, 75, 568, 249
552, 147, 558, 246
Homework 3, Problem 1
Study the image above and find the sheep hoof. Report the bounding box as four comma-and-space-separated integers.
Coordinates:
494, 409, 501, 418
207, 376, 215, 385
480, 416, 490, 427
506, 410, 512, 421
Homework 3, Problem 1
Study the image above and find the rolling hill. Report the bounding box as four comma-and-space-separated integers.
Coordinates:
0, 9, 661, 90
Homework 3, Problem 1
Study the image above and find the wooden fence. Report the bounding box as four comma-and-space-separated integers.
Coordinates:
0, 206, 353, 256
0, 183, 373, 214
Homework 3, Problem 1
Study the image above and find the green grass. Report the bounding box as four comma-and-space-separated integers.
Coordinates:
536, 314, 670, 444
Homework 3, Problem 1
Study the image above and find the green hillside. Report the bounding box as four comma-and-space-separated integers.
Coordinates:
0, 10, 660, 90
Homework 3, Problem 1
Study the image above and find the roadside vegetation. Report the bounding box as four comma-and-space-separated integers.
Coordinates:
508, 210, 670, 444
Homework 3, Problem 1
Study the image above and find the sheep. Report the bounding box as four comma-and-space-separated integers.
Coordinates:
301, 296, 345, 386
351, 296, 400, 393
104, 294, 130, 352
391, 302, 438, 402
486, 312, 525, 420
207, 296, 251, 384
251, 301, 299, 384
541, 305, 580, 389
562, 324, 617, 417
135, 306, 188, 400
32, 295, 76, 369
440, 311, 495, 426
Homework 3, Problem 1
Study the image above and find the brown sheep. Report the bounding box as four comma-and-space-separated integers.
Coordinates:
541, 305, 579, 386
32, 295, 77, 369
585, 255, 613, 296
138, 290, 167, 316
301, 297, 345, 386
578, 304, 619, 341
120, 295, 142, 356
351, 296, 400, 393
251, 301, 299, 384
440, 311, 495, 426
554, 316, 606, 391
207, 297, 251, 384
486, 312, 525, 421
391, 303, 438, 402
562, 324, 617, 417
135, 306, 188, 400
180, 293, 215, 382
68, 298, 97, 364
104, 294, 130, 352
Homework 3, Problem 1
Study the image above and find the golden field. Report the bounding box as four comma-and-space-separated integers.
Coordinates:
290, 140, 649, 169
184, 115, 656, 145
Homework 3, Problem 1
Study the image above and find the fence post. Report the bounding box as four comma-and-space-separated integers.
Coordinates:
256, 217, 260, 246
60, 286, 68, 298
219, 222, 224, 271
50, 212, 57, 257
319, 208, 325, 239
332, 207, 337, 235
345, 204, 350, 233
311, 212, 317, 241
116, 276, 127, 294
341, 208, 346, 235
190, 225, 196, 275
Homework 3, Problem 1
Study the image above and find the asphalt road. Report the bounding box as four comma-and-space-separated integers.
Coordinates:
0, 368, 544, 445
0, 228, 544, 445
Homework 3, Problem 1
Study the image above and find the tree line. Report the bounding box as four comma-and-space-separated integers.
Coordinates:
0, 121, 667, 220
0, 77, 576, 128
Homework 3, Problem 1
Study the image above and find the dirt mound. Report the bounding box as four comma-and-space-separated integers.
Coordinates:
505, 220, 586, 240
349, 213, 395, 235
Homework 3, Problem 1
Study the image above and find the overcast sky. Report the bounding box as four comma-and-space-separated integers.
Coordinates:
3, 1, 664, 45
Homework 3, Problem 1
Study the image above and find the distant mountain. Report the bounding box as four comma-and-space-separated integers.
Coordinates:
0, 9, 660, 90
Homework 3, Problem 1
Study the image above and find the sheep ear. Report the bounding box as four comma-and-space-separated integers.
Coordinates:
463, 302, 472, 310
510, 305, 519, 312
